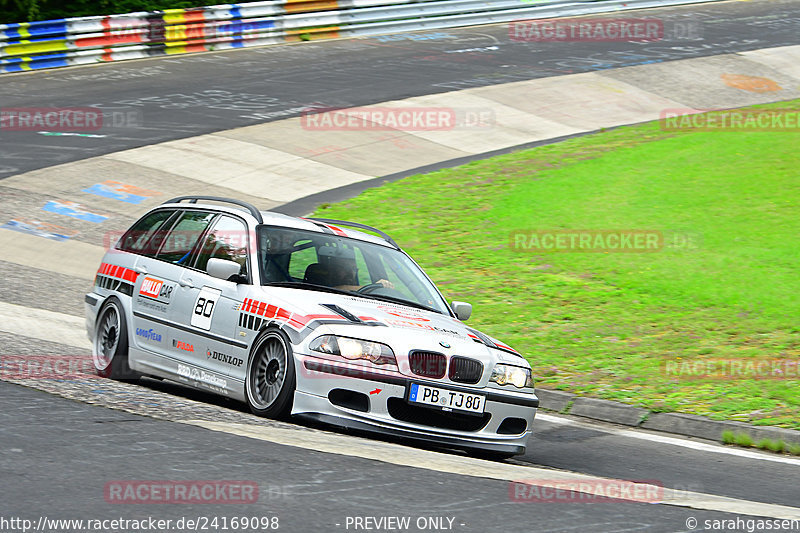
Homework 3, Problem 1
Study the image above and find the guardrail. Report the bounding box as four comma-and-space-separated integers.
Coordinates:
1, 0, 717, 74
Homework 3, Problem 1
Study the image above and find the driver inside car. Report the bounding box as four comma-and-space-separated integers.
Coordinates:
326, 256, 394, 292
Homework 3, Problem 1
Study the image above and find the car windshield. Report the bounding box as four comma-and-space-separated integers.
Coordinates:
257, 225, 449, 314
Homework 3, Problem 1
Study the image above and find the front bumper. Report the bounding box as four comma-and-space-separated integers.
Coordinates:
292, 355, 538, 455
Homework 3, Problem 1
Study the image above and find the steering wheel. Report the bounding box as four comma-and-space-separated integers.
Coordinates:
357, 283, 384, 294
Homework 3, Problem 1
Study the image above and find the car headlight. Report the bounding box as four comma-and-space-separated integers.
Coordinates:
309, 335, 397, 366
490, 364, 533, 389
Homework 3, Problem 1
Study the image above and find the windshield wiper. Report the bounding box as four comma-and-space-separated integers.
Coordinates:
355, 293, 443, 315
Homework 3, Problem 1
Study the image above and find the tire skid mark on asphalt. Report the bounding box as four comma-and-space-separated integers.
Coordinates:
184, 419, 800, 520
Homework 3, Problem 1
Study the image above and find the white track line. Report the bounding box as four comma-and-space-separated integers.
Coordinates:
184, 419, 800, 520
0, 301, 89, 350
536, 413, 800, 466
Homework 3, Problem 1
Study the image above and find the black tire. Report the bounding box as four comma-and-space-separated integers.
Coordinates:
93, 297, 140, 381
245, 328, 296, 418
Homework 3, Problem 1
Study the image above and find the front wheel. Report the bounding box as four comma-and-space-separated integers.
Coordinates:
93, 297, 140, 381
245, 329, 295, 418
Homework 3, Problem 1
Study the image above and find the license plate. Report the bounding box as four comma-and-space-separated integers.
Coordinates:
408, 383, 485, 414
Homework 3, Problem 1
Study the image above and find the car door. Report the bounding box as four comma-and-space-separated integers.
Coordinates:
174, 215, 253, 388
129, 209, 218, 377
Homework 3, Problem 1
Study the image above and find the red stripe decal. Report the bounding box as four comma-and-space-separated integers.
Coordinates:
495, 342, 519, 353
326, 224, 347, 237
304, 314, 342, 320
266, 304, 277, 318
258, 302, 267, 316
292, 314, 310, 327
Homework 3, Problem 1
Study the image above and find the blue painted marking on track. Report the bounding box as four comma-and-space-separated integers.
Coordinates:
42, 201, 108, 223
83, 183, 148, 205
0, 219, 75, 241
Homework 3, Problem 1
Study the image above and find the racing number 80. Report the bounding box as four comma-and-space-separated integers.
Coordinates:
195, 297, 215, 318
191, 287, 221, 331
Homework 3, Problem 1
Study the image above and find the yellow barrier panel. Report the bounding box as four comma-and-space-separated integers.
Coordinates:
3, 39, 69, 55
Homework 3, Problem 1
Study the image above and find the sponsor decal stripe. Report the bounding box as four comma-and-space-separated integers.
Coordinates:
326, 224, 348, 237
289, 316, 308, 328
495, 341, 519, 353
97, 262, 139, 283
240, 301, 374, 331
290, 313, 310, 327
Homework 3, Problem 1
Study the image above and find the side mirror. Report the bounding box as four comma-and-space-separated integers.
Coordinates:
207, 258, 241, 282
451, 301, 472, 321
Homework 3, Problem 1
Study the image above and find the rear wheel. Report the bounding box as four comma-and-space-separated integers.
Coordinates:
93, 297, 140, 381
246, 329, 295, 418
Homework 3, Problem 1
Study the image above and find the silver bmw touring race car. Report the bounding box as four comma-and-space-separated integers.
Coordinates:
86, 196, 539, 456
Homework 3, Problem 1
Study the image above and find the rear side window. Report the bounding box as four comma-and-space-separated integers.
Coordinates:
118, 210, 175, 256
156, 211, 217, 264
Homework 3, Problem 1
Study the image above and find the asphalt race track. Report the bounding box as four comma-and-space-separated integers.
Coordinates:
1, 0, 800, 179
1, 0, 800, 531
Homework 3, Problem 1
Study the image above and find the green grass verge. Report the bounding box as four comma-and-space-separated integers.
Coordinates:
313, 100, 800, 429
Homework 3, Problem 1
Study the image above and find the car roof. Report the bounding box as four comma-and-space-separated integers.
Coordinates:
159, 197, 396, 249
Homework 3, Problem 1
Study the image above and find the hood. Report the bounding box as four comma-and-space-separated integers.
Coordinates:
257, 286, 526, 365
